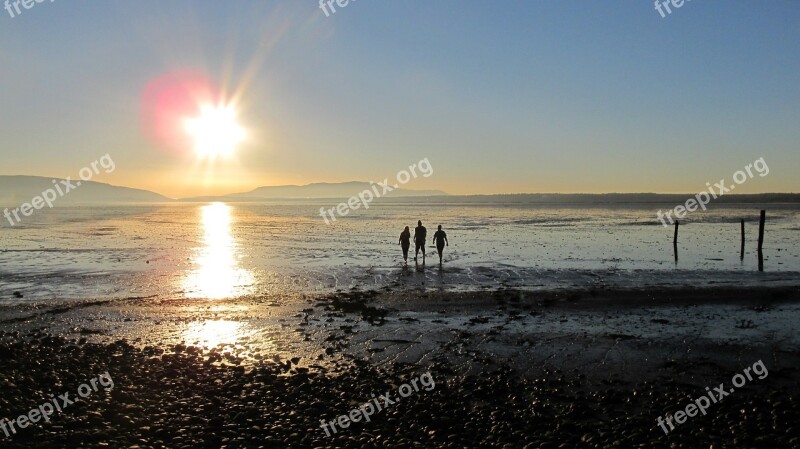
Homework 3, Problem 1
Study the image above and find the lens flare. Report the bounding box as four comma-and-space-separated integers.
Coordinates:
140, 71, 218, 154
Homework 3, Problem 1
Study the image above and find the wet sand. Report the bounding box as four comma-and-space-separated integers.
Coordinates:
0, 287, 799, 447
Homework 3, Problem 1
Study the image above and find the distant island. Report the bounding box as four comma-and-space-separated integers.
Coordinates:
179, 182, 449, 202
1, 176, 798, 205
0, 176, 172, 204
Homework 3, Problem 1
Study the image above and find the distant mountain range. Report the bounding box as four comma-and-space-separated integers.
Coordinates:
0, 176, 171, 204
180, 182, 449, 201
412, 193, 800, 204
0, 177, 447, 204
1, 176, 798, 205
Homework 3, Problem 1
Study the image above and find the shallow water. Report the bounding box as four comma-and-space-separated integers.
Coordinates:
0, 201, 798, 302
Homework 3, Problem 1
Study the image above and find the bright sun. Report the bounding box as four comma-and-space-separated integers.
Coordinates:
184, 104, 246, 158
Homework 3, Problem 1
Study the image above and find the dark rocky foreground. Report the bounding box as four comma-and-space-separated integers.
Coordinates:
0, 332, 798, 448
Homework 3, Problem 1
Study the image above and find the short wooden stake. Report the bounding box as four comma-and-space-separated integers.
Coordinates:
740, 219, 745, 261
673, 221, 679, 263
673, 221, 679, 245
758, 210, 765, 271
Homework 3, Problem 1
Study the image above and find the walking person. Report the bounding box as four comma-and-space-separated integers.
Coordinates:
399, 226, 411, 264
433, 225, 449, 265
414, 220, 427, 261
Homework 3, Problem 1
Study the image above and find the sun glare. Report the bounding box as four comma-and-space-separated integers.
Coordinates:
182, 203, 254, 299
184, 104, 246, 158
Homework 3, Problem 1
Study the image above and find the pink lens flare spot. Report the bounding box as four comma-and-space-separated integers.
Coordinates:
140, 71, 221, 155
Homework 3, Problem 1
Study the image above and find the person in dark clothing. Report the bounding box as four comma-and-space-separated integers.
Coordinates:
432, 225, 449, 265
399, 226, 411, 264
414, 220, 427, 261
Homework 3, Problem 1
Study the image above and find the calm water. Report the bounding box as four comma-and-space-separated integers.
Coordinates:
1, 202, 798, 302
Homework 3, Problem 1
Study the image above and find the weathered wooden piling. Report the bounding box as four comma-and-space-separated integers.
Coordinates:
673, 221, 679, 245
758, 210, 765, 271
740, 219, 745, 261
673, 221, 679, 263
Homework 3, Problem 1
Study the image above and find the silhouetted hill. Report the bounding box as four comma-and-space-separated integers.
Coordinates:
361, 193, 800, 205
180, 182, 449, 201
0, 176, 173, 205
1, 176, 797, 205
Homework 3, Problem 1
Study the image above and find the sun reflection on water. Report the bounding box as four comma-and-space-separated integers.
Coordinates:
183, 320, 247, 348
182, 203, 254, 299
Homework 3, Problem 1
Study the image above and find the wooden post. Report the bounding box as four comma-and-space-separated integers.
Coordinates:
740, 219, 745, 261
758, 210, 765, 271
673, 221, 679, 245
673, 221, 679, 263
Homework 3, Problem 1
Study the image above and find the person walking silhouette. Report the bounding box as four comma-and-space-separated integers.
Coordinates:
399, 226, 411, 264
432, 225, 449, 265
414, 220, 427, 261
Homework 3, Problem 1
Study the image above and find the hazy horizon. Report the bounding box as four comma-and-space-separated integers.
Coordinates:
3, 174, 800, 203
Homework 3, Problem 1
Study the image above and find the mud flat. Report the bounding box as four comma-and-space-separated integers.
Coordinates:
0, 286, 798, 447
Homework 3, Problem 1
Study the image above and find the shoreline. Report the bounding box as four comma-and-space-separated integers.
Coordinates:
0, 286, 797, 380
0, 286, 798, 446
0, 332, 797, 447
2, 266, 799, 305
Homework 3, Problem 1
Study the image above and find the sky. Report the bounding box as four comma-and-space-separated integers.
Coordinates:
0, 0, 798, 198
